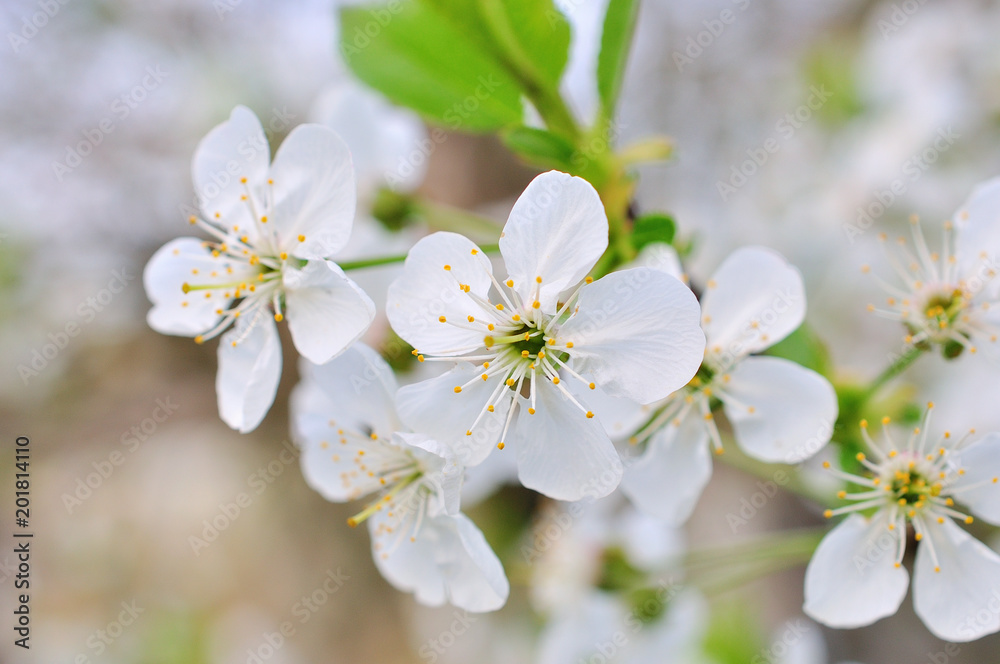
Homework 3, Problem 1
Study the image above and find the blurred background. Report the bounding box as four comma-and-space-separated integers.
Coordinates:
2, 0, 1000, 662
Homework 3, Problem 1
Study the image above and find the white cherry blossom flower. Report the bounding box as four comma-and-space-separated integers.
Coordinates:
863, 177, 1000, 359
292, 343, 509, 612
621, 246, 838, 525
386, 171, 705, 501
143, 106, 375, 432
804, 405, 1000, 642
537, 588, 712, 664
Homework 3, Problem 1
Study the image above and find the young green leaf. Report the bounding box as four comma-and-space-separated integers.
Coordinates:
501, 125, 576, 170
596, 0, 640, 118
631, 212, 676, 251
339, 2, 524, 132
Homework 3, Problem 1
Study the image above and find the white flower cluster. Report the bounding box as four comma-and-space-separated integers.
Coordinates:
144, 104, 1000, 646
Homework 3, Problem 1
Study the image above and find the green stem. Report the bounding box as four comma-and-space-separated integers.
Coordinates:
680, 527, 825, 570
860, 346, 924, 405
339, 244, 500, 271
413, 200, 503, 244
714, 435, 835, 506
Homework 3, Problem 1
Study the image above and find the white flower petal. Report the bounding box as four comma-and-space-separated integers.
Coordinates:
635, 242, 685, 282
578, 383, 650, 442
216, 314, 282, 433
954, 176, 1000, 281
371, 512, 509, 612
395, 364, 508, 466
514, 379, 622, 501
293, 384, 403, 503
722, 356, 837, 464
395, 432, 464, 516
951, 433, 1000, 526
144, 237, 251, 336
499, 171, 608, 310
559, 268, 705, 403
293, 342, 399, 440
537, 592, 625, 664
621, 416, 712, 525
310, 79, 427, 198
283, 260, 375, 365
386, 232, 494, 356
913, 518, 1000, 642
192, 106, 269, 232
269, 123, 357, 259
803, 513, 909, 629
701, 246, 806, 363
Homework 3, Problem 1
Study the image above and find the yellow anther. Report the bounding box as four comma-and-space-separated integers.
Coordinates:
439, 316, 447, 323
552, 377, 560, 385
279, 252, 288, 260
487, 405, 494, 413
497, 442, 505, 450
588, 382, 595, 390
823, 510, 833, 518
453, 386, 462, 393
194, 335, 204, 344
274, 313, 283, 322
585, 276, 594, 284
586, 411, 594, 419
965, 516, 974, 524
566, 341, 574, 348
443, 265, 451, 271
468, 315, 475, 323
512, 314, 521, 322
535, 276, 542, 283
837, 490, 847, 499
532, 301, 541, 309
882, 416, 891, 425
298, 234, 305, 242
260, 216, 268, 223
860, 419, 868, 429
528, 408, 536, 415
496, 303, 505, 311
506, 279, 514, 287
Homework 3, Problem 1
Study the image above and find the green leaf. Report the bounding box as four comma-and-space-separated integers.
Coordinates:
476, 0, 571, 89
339, 2, 524, 132
631, 212, 676, 251
702, 599, 767, 664
596, 0, 639, 118
501, 125, 576, 169
764, 323, 833, 379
